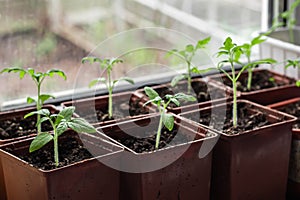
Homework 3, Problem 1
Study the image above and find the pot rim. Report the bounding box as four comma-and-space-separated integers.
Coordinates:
96, 112, 218, 155
0, 131, 124, 173
179, 99, 297, 138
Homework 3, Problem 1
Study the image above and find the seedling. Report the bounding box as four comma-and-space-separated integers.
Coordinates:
216, 37, 243, 128
285, 59, 300, 87
143, 86, 196, 149
241, 35, 277, 90
24, 106, 96, 167
0, 67, 67, 134
217, 37, 276, 128
272, 0, 300, 43
82, 57, 134, 119
167, 37, 214, 94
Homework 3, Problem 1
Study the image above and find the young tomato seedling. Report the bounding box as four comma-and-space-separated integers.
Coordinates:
0, 67, 67, 134
143, 86, 196, 149
285, 59, 300, 87
82, 57, 134, 119
241, 35, 276, 90
24, 106, 96, 167
167, 37, 214, 94
217, 37, 275, 128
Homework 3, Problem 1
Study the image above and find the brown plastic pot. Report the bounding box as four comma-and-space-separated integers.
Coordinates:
0, 130, 123, 200
268, 97, 300, 200
0, 105, 59, 200
208, 69, 297, 105
179, 100, 296, 200
136, 78, 231, 114
96, 114, 218, 200
61, 91, 156, 126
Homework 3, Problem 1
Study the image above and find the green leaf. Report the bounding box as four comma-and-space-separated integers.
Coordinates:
56, 122, 68, 136
24, 109, 50, 119
223, 37, 235, 51
36, 116, 50, 128
162, 113, 174, 131
217, 51, 228, 57
251, 35, 266, 46
54, 114, 64, 125
174, 93, 197, 102
110, 58, 123, 66
169, 97, 180, 106
191, 67, 215, 74
39, 94, 55, 104
113, 77, 135, 86
196, 37, 211, 49
27, 97, 36, 104
171, 74, 187, 87
88, 78, 106, 88
47, 69, 67, 80
59, 107, 75, 118
67, 118, 96, 133
285, 59, 300, 69
296, 80, 300, 87
185, 44, 194, 52
144, 87, 159, 100
82, 56, 102, 64
27, 68, 35, 76
143, 96, 162, 106
29, 133, 53, 153
0, 67, 27, 79
59, 106, 75, 121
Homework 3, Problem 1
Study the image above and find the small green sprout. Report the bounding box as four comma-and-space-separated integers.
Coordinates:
82, 57, 134, 119
241, 35, 277, 90
285, 59, 300, 87
0, 67, 67, 134
143, 86, 196, 149
24, 106, 96, 167
167, 37, 214, 94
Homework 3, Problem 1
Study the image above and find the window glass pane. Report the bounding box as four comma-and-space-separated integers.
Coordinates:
0, 0, 262, 107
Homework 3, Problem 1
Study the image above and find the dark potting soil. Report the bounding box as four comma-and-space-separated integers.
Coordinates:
277, 100, 300, 129
219, 70, 294, 92
186, 102, 271, 135
0, 115, 52, 140
77, 97, 150, 124
116, 126, 191, 153
7, 136, 94, 170
143, 81, 226, 108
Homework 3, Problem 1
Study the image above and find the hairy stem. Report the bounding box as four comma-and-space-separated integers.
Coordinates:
187, 62, 192, 94
247, 68, 253, 91
37, 83, 42, 134
155, 102, 163, 149
231, 63, 238, 128
107, 70, 113, 119
49, 119, 59, 167
53, 128, 59, 167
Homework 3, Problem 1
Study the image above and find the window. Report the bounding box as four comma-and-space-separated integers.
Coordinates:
0, 0, 263, 109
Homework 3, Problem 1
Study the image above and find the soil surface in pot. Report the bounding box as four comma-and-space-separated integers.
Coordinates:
276, 100, 300, 129
115, 126, 190, 153
143, 81, 226, 108
78, 97, 150, 124
0, 115, 52, 140
219, 70, 294, 92
187, 102, 274, 135
5, 135, 93, 170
